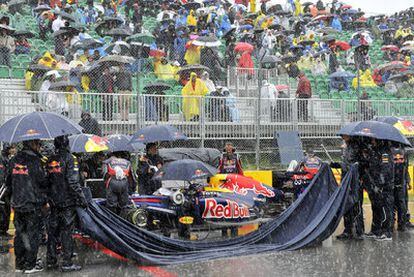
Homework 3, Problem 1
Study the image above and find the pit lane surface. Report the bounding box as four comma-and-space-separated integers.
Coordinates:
1, 204, 414, 277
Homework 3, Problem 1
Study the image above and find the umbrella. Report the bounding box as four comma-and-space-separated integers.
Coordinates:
183, 2, 201, 11
12, 30, 34, 38
282, 55, 299, 63
403, 41, 414, 47
313, 49, 330, 57
52, 29, 69, 38
222, 27, 236, 40
0, 24, 15, 34
192, 36, 222, 47
126, 33, 155, 44
261, 55, 281, 64
105, 28, 132, 37
97, 55, 135, 66
0, 112, 82, 143
337, 121, 411, 147
377, 61, 407, 72
27, 64, 50, 73
69, 134, 109, 153
312, 14, 334, 21
372, 116, 414, 137
129, 125, 187, 144
399, 46, 414, 53
105, 41, 131, 55
234, 42, 254, 53
177, 64, 209, 75
153, 159, 217, 181
149, 49, 166, 58
321, 35, 336, 42
102, 16, 123, 25
8, 0, 25, 7
275, 85, 289, 91
71, 39, 104, 51
49, 81, 77, 91
55, 10, 77, 22
316, 27, 339, 34
33, 4, 50, 13
335, 41, 351, 51
107, 134, 144, 152
329, 71, 355, 79
381, 45, 399, 52
340, 4, 352, 9
144, 82, 172, 92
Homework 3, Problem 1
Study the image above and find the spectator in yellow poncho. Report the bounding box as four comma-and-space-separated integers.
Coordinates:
352, 69, 377, 88
38, 51, 58, 68
294, 0, 303, 16
181, 72, 209, 121
154, 58, 179, 80
187, 10, 197, 31
184, 41, 200, 65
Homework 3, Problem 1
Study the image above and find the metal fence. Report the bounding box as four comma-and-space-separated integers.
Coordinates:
2, 88, 414, 169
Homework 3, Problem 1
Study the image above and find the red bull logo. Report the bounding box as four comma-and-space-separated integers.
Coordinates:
221, 179, 275, 198
12, 164, 29, 175
202, 199, 250, 219
139, 134, 145, 140
402, 120, 414, 132
22, 129, 40, 137
361, 128, 371, 134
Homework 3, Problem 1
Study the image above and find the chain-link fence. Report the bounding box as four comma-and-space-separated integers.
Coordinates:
3, 77, 414, 170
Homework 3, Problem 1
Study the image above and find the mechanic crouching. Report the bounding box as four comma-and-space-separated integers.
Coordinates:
46, 135, 88, 272
103, 151, 136, 216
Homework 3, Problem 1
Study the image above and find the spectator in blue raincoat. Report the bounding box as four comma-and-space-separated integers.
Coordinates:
175, 9, 187, 28
331, 16, 342, 31
173, 31, 188, 65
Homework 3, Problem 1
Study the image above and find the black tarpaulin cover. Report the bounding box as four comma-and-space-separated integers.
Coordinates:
76, 164, 358, 265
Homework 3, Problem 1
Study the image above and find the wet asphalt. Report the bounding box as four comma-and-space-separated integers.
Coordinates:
1, 204, 413, 277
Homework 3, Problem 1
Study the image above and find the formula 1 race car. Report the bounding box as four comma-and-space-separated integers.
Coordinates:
114, 174, 288, 238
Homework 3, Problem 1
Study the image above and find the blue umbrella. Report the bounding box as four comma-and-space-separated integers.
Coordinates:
329, 71, 355, 79
107, 134, 144, 152
69, 134, 109, 153
129, 125, 187, 144
0, 112, 82, 143
153, 159, 217, 181
337, 121, 411, 146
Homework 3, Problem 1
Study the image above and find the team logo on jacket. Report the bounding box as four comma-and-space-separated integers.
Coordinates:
12, 164, 29, 175
202, 198, 250, 219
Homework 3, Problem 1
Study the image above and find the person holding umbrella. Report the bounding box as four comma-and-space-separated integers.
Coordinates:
0, 25, 15, 67
137, 143, 164, 195
45, 135, 87, 272
5, 139, 47, 273
0, 143, 16, 238
98, 66, 115, 121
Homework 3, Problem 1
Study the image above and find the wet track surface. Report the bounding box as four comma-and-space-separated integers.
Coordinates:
1, 204, 414, 277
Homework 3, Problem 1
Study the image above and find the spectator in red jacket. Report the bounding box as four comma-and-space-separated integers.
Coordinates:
296, 72, 312, 122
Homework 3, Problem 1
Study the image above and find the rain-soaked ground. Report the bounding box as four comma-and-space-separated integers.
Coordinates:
1, 204, 414, 277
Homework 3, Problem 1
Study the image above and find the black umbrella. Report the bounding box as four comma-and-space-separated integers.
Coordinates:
329, 71, 355, 79
282, 55, 299, 63
107, 134, 144, 153
337, 121, 411, 146
268, 23, 283, 30
55, 10, 77, 22
106, 41, 131, 55
316, 27, 339, 34
105, 28, 132, 37
27, 64, 49, 73
130, 125, 187, 144
71, 39, 104, 51
144, 82, 172, 92
223, 27, 236, 40
183, 2, 201, 11
33, 4, 51, 13
192, 35, 221, 47
153, 159, 217, 181
8, 0, 26, 7
98, 55, 135, 67
0, 24, 15, 34
0, 112, 82, 143
321, 35, 336, 42
102, 16, 123, 25
12, 30, 34, 38
49, 81, 77, 91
